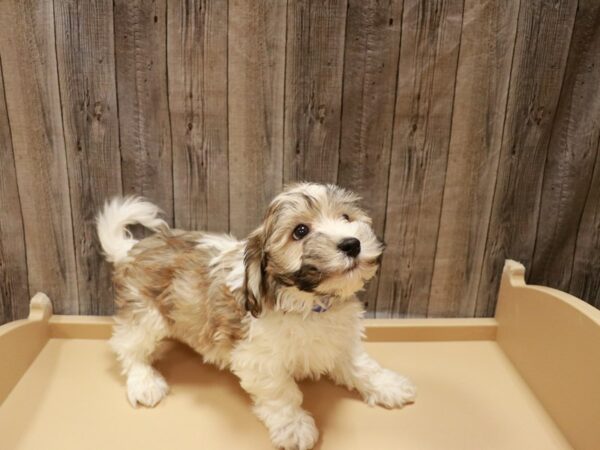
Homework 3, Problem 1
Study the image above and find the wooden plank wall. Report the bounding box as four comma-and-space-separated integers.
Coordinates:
1, 0, 599, 324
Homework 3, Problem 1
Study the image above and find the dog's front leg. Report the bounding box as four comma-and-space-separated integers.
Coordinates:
233, 364, 318, 450
330, 344, 416, 408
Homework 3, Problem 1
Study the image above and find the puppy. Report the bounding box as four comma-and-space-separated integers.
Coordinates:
97, 182, 415, 450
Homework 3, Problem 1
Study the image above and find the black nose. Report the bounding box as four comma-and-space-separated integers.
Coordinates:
338, 237, 361, 258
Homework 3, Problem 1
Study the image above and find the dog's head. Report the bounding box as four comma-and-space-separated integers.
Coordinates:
243, 183, 384, 316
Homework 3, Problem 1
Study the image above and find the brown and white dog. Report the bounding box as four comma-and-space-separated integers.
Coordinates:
97, 182, 415, 450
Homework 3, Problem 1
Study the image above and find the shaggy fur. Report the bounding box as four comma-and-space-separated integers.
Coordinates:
98, 183, 415, 450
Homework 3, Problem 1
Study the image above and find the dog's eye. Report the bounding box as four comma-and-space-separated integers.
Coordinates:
292, 224, 310, 240
342, 214, 350, 221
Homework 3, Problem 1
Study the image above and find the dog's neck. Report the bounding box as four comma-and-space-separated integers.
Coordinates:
273, 285, 348, 316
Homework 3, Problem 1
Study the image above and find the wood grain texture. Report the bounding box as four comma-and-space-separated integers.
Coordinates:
54, 0, 121, 316
168, 0, 229, 232
529, 0, 600, 294
0, 0, 79, 314
427, 0, 519, 317
1, 0, 600, 320
0, 59, 29, 325
566, 2, 600, 308
376, 0, 464, 318
570, 140, 600, 308
228, 0, 286, 238
283, 0, 347, 184
114, 0, 174, 223
475, 0, 578, 317
336, 0, 403, 315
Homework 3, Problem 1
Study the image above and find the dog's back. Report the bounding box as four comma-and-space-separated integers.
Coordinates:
97, 197, 247, 382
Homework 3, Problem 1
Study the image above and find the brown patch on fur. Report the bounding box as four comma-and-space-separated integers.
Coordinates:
287, 264, 323, 292
243, 229, 274, 317
112, 230, 248, 365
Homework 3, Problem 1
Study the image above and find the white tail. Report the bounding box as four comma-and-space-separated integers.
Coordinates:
96, 196, 167, 264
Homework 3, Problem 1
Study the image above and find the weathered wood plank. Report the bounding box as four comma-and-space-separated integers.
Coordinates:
337, 0, 403, 315
566, 2, 600, 308
283, 0, 347, 184
427, 0, 519, 317
228, 0, 286, 237
168, 0, 229, 232
54, 0, 121, 316
0, 0, 79, 314
376, 0, 464, 318
475, 0, 578, 317
570, 142, 600, 308
114, 0, 174, 223
529, 0, 600, 294
1, 0, 599, 321
0, 59, 29, 324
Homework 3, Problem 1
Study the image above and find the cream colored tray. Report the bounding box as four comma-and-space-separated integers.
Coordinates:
1, 261, 599, 450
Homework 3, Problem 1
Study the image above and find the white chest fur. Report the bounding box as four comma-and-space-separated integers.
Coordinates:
231, 300, 364, 380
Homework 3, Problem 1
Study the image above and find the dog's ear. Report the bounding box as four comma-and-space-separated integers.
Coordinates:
243, 227, 269, 317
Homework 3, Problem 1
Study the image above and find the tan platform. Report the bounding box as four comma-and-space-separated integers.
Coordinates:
1, 260, 599, 450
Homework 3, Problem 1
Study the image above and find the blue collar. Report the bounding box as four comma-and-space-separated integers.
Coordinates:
312, 304, 328, 313
311, 296, 333, 313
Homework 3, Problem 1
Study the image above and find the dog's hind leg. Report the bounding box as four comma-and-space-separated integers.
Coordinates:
110, 308, 170, 407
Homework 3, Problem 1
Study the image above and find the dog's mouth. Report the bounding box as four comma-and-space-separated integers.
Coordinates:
342, 260, 360, 274
343, 256, 381, 275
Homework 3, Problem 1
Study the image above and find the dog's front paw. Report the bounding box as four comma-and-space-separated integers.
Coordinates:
269, 410, 319, 450
363, 369, 416, 408
126, 367, 169, 407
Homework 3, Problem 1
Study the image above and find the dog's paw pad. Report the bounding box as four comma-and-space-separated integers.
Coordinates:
364, 370, 416, 408
270, 412, 318, 450
126, 368, 169, 407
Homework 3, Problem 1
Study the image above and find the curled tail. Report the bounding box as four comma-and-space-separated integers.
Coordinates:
96, 196, 168, 264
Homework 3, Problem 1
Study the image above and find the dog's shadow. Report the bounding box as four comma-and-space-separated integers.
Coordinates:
299, 380, 360, 449
108, 340, 361, 449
